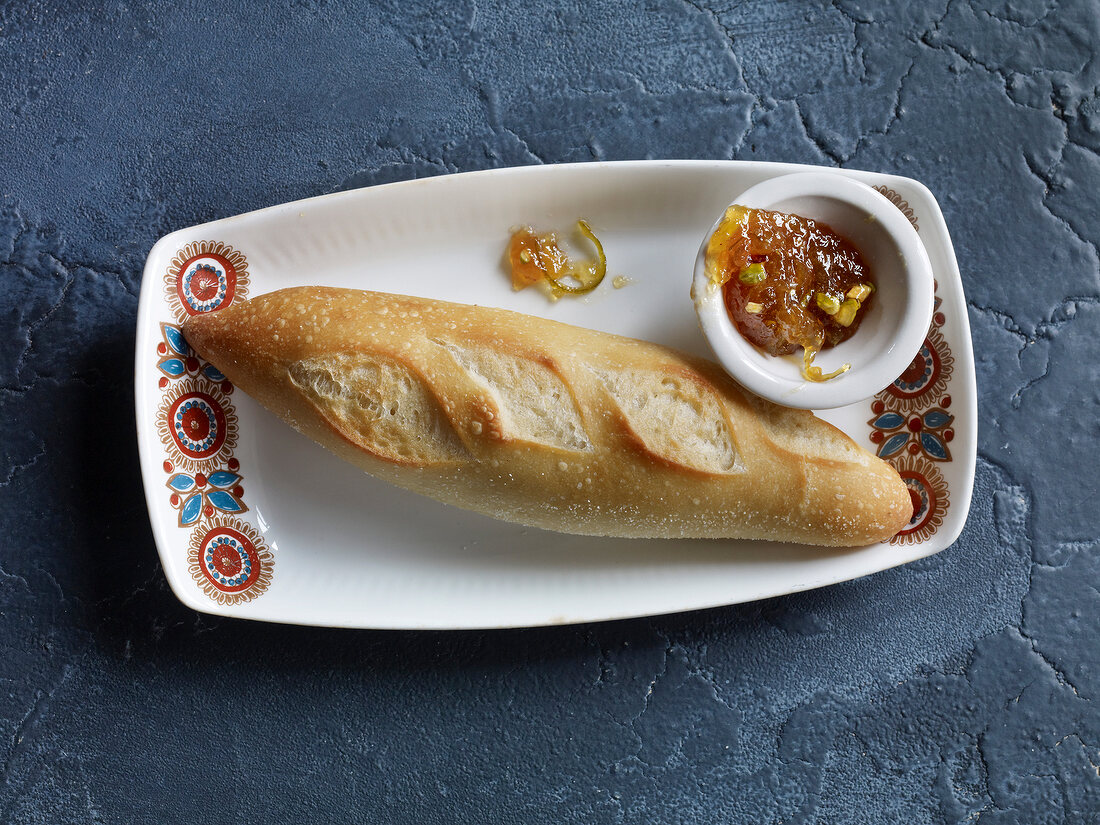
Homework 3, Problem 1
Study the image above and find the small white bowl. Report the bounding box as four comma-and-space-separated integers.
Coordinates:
692, 172, 934, 410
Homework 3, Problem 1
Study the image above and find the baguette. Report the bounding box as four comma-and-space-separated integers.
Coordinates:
182, 287, 912, 546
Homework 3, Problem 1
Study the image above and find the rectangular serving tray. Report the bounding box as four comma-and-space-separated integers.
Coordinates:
135, 160, 976, 629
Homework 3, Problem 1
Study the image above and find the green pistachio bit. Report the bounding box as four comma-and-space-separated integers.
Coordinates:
836, 298, 861, 327
739, 263, 767, 284
815, 292, 840, 315
847, 283, 873, 301
745, 301, 765, 314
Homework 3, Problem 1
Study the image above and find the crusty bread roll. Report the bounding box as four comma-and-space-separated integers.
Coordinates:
183, 287, 912, 546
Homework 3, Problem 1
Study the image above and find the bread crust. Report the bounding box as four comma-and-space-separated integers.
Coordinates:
183, 287, 912, 546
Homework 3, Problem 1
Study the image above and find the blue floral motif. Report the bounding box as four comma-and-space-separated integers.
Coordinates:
922, 409, 952, 429
878, 433, 910, 459
162, 323, 189, 356
168, 474, 196, 492
870, 412, 906, 431
159, 358, 187, 377
921, 432, 949, 460
207, 470, 241, 488
166, 467, 247, 527
157, 323, 230, 384
180, 493, 203, 526
202, 364, 227, 382
157, 324, 193, 380
869, 403, 954, 463
207, 490, 245, 513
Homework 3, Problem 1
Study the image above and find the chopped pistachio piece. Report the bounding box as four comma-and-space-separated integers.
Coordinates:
847, 283, 873, 301
815, 292, 840, 315
745, 301, 764, 314
739, 263, 767, 284
836, 298, 861, 327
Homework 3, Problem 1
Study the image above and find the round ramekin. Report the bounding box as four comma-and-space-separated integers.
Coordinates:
692, 172, 934, 410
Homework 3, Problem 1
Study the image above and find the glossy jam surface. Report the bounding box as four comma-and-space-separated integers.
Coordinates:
508, 228, 569, 290
506, 220, 606, 298
707, 205, 873, 357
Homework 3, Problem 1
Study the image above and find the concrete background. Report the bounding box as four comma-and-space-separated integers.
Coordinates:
1, 1, 1098, 821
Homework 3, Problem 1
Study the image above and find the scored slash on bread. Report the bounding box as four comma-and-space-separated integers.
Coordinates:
183, 287, 913, 546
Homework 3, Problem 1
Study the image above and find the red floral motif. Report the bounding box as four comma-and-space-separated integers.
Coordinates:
156, 380, 238, 473
879, 325, 954, 415
898, 351, 933, 386
187, 518, 274, 605
189, 264, 222, 301
163, 240, 249, 322
890, 456, 949, 545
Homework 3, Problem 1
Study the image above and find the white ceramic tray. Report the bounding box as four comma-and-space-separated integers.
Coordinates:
135, 160, 976, 629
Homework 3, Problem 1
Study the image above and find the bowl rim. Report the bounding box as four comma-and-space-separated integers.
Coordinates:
691, 171, 935, 410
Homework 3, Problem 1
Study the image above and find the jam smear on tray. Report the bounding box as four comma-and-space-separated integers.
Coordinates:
706, 205, 874, 381
507, 220, 606, 299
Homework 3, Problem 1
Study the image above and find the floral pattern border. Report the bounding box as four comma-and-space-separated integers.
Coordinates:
157, 241, 273, 603
867, 192, 953, 544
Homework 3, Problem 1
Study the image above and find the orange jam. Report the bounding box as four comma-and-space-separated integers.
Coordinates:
706, 205, 874, 377
506, 220, 606, 298
508, 228, 570, 290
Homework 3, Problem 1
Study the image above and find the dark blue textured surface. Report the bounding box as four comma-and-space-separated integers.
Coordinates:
2, 1, 1098, 822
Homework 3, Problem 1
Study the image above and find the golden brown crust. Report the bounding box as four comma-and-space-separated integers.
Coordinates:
183, 287, 913, 546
